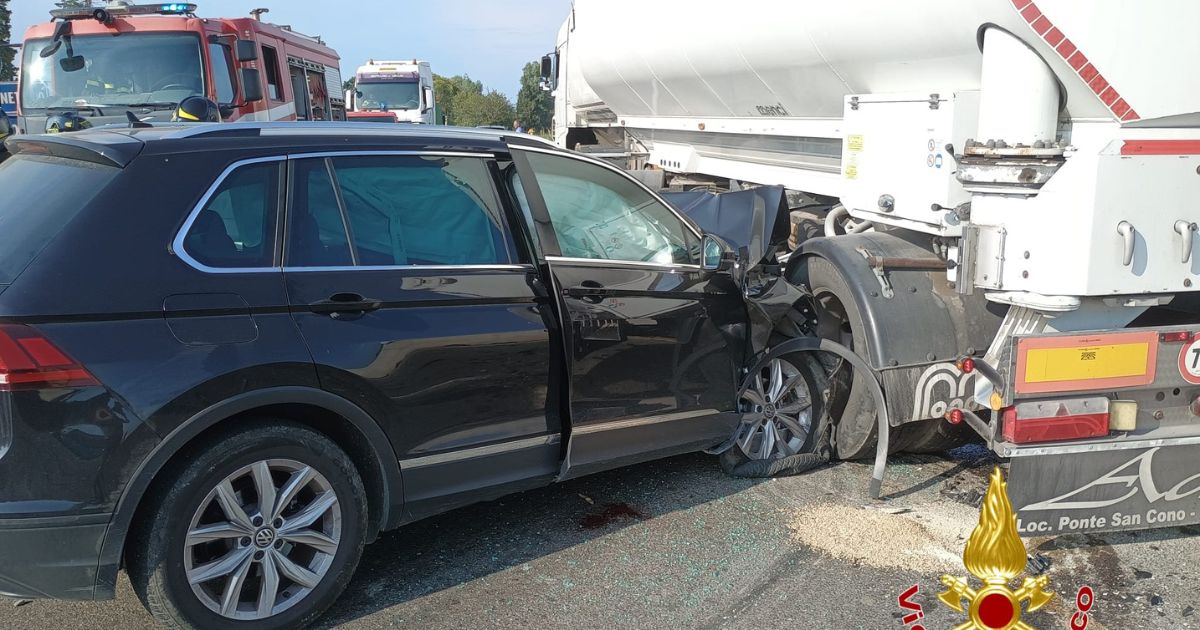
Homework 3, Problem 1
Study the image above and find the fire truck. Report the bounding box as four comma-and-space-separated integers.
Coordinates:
17, 2, 344, 134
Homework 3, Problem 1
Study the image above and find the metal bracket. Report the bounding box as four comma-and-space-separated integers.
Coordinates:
849, 96, 860, 111
857, 247, 895, 298
928, 93, 940, 110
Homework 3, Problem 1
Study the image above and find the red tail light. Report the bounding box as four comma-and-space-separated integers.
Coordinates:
0, 324, 99, 390
1002, 397, 1110, 444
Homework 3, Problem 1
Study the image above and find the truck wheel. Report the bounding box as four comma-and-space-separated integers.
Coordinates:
128, 422, 367, 630
720, 352, 831, 476
805, 256, 881, 460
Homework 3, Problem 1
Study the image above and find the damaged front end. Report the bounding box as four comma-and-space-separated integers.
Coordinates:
663, 185, 808, 360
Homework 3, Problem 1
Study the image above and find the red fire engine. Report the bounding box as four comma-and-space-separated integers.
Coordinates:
17, 2, 344, 133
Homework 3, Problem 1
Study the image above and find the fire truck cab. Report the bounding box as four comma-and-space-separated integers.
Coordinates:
17, 2, 344, 134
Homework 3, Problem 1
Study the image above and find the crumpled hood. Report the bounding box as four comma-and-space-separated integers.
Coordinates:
662, 185, 791, 267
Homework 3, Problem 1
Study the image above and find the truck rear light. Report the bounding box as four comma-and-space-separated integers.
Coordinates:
1160, 331, 1193, 343
1002, 397, 1110, 444
0, 324, 98, 391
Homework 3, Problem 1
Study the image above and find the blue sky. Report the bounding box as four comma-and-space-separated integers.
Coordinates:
9, 0, 572, 98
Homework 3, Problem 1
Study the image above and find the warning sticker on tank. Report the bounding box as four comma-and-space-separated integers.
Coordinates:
844, 162, 858, 180
847, 134, 864, 152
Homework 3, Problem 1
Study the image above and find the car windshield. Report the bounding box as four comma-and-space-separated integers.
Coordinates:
21, 33, 204, 110
356, 80, 420, 110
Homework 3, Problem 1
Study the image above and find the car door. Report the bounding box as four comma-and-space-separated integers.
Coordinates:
509, 147, 744, 479
282, 151, 560, 519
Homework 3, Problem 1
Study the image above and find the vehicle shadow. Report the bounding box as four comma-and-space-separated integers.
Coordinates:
315, 452, 764, 628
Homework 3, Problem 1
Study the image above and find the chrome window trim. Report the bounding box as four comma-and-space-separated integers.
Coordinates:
508, 144, 703, 239
545, 255, 700, 271
284, 264, 531, 273
176, 151, 514, 275
172, 156, 287, 275
286, 150, 496, 160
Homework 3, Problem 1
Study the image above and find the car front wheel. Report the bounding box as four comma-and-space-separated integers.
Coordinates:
128, 422, 367, 630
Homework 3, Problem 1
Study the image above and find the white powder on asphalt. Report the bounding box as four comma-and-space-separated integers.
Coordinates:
788, 502, 979, 574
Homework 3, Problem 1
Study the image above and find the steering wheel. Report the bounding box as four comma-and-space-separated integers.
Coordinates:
150, 74, 196, 92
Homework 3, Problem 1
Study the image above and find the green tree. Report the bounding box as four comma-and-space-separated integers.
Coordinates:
432, 73, 483, 126
515, 61, 552, 134
451, 89, 515, 128
343, 77, 355, 93
0, 1, 14, 82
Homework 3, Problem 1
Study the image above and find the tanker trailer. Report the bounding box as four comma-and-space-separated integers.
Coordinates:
543, 0, 1200, 534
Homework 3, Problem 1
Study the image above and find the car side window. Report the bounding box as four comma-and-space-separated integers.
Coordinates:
209, 43, 236, 104
287, 159, 354, 267
521, 151, 699, 265
288, 155, 511, 268
184, 161, 279, 268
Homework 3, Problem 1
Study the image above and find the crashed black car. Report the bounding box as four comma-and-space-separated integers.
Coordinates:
0, 122, 831, 628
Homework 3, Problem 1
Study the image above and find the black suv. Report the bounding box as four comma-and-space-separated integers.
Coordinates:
0, 123, 819, 628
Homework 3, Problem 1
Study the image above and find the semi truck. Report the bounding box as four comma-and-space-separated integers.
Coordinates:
543, 0, 1200, 534
17, 2, 344, 134
345, 59, 436, 124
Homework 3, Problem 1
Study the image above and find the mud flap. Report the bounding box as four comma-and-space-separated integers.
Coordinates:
1009, 444, 1200, 535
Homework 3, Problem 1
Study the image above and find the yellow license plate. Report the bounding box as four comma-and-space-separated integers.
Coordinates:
1016, 332, 1159, 394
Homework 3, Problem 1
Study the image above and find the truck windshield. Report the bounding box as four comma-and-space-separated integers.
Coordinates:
21, 33, 204, 110
356, 80, 420, 111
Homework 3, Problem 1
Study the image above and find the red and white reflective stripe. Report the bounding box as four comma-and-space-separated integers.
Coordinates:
1121, 140, 1200, 155
1010, 0, 1140, 122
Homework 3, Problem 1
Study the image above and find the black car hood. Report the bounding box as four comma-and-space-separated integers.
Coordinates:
662, 185, 791, 267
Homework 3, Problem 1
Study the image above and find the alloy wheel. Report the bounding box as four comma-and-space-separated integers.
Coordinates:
736, 357, 815, 459
183, 459, 341, 621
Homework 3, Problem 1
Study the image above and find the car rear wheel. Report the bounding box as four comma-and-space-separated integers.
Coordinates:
128, 422, 367, 630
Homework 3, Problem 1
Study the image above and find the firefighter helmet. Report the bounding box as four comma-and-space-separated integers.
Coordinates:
172, 96, 222, 123
45, 112, 93, 134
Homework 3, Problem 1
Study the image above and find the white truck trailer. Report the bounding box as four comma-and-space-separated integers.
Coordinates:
345, 59, 436, 124
543, 0, 1200, 534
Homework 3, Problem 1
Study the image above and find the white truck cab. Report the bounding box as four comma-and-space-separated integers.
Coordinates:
346, 59, 435, 124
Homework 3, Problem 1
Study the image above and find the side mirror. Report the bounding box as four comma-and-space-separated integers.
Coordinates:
422, 86, 434, 113
0, 116, 12, 139
240, 67, 264, 103
539, 52, 558, 91
235, 39, 259, 62
701, 234, 736, 274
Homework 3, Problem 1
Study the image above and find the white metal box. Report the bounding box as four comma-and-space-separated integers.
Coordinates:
840, 91, 979, 235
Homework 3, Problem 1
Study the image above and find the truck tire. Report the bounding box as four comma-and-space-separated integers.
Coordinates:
720, 351, 831, 476
898, 416, 976, 453
804, 256, 881, 460
128, 422, 367, 630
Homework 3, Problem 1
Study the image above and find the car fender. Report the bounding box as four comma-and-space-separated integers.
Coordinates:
92, 386, 402, 599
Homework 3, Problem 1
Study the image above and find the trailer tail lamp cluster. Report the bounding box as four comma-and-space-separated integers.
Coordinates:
1160, 331, 1194, 343
1002, 397, 1110, 444
0, 324, 98, 391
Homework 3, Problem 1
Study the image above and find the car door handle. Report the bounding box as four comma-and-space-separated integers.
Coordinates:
309, 293, 383, 317
574, 280, 606, 304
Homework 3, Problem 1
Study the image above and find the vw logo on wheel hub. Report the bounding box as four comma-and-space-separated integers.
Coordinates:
254, 527, 276, 548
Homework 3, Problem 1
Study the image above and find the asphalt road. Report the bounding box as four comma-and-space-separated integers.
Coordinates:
3, 447, 1197, 629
